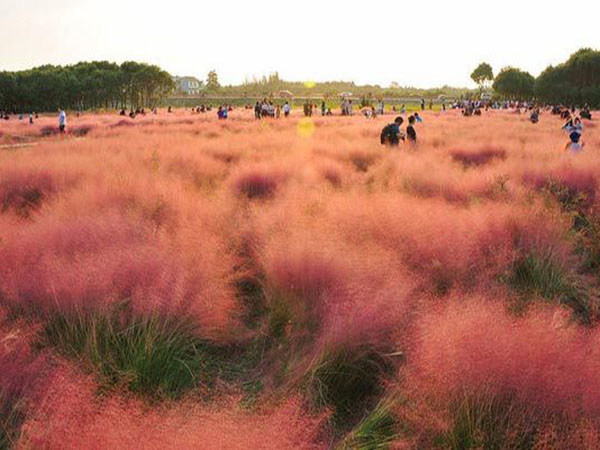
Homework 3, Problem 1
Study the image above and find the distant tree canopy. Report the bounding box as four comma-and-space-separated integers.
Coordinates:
492, 67, 535, 101
206, 70, 220, 91
471, 62, 494, 90
0, 61, 174, 112
536, 48, 600, 107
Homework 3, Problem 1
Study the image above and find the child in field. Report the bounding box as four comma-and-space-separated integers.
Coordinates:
406, 115, 417, 143
283, 102, 291, 117
380, 116, 405, 147
414, 112, 423, 123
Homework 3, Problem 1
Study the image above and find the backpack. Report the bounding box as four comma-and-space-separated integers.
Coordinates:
569, 131, 581, 143
380, 123, 397, 144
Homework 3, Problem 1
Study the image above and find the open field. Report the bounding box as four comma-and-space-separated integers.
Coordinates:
1, 108, 600, 449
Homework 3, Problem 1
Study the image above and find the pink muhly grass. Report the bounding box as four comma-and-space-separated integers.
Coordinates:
450, 146, 507, 167
231, 166, 289, 200
0, 169, 57, 217
20, 367, 327, 450
400, 300, 600, 446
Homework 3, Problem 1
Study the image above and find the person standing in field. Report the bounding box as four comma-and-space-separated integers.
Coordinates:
380, 116, 405, 147
406, 115, 417, 143
283, 101, 291, 117
421, 98, 425, 110
58, 108, 67, 133
321, 101, 326, 116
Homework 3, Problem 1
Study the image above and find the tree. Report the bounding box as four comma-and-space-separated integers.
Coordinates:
471, 62, 494, 91
492, 67, 535, 100
536, 48, 600, 107
206, 70, 220, 90
0, 61, 173, 112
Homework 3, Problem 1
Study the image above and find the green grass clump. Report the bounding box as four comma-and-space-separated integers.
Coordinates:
507, 251, 594, 323
338, 399, 398, 449
0, 392, 25, 450
509, 252, 567, 300
41, 305, 227, 399
441, 393, 536, 450
305, 347, 392, 426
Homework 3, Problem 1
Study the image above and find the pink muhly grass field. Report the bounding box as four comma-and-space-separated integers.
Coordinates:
0, 107, 599, 448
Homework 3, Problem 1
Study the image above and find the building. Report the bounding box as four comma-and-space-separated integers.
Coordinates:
172, 76, 204, 95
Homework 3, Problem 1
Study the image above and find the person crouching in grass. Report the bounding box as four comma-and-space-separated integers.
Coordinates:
380, 116, 405, 147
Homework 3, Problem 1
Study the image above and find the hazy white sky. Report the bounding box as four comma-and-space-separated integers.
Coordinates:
1, 0, 599, 88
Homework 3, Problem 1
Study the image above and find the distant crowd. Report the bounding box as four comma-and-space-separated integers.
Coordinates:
2, 100, 594, 157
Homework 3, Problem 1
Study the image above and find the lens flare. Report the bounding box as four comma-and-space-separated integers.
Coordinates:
303, 81, 316, 89
297, 118, 315, 138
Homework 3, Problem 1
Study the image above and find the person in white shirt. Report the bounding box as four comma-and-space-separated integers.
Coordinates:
58, 108, 67, 133
282, 102, 291, 117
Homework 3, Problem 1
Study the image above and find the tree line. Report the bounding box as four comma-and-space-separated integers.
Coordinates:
0, 61, 174, 112
472, 48, 600, 106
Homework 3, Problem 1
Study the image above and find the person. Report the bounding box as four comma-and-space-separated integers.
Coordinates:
321, 101, 326, 116
566, 128, 584, 155
406, 115, 417, 143
421, 98, 425, 110
29, 112, 34, 124
303, 101, 311, 117
530, 109, 539, 124
167, 106, 172, 113
254, 102, 261, 119
380, 116, 405, 147
414, 112, 423, 123
58, 108, 67, 133
276, 104, 281, 119
400, 104, 406, 114
283, 101, 291, 117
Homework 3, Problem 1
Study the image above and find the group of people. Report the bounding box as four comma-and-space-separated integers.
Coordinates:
254, 100, 291, 119
0, 110, 40, 123
119, 107, 159, 118
380, 114, 420, 147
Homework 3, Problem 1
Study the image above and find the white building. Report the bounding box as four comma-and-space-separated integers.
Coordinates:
172, 76, 203, 95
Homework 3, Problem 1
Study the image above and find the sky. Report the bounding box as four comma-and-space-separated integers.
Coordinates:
1, 0, 599, 88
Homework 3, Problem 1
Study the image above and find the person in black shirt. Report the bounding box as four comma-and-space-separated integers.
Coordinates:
406, 115, 417, 143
